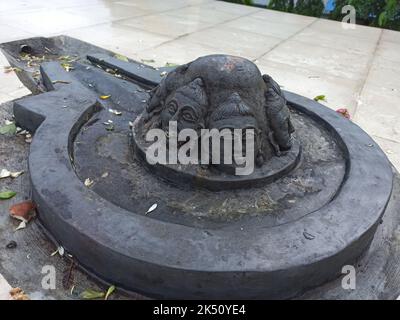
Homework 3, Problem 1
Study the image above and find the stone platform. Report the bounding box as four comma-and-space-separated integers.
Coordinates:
0, 35, 397, 299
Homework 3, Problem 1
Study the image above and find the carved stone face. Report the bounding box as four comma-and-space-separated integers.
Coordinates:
208, 92, 263, 171
160, 78, 208, 133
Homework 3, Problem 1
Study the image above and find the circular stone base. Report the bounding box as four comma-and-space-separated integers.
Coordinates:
75, 107, 345, 228
33, 88, 391, 299
10, 46, 393, 299
3, 98, 400, 301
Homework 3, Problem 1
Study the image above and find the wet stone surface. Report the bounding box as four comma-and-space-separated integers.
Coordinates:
0, 36, 396, 299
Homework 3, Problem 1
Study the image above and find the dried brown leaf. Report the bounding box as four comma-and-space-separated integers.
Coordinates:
9, 200, 36, 222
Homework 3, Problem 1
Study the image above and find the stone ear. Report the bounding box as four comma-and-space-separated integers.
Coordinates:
263, 74, 284, 99
147, 76, 172, 114
192, 77, 204, 88
176, 63, 189, 74
262, 74, 271, 83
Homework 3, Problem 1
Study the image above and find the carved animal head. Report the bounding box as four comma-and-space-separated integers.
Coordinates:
160, 78, 208, 133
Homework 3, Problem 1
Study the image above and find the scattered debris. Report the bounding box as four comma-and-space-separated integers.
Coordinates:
100, 95, 111, 100
3, 66, 22, 73
313, 95, 327, 102
336, 108, 351, 119
105, 68, 117, 75
0, 169, 24, 179
105, 285, 115, 300
80, 289, 105, 300
105, 124, 114, 131
0, 122, 17, 135
0, 190, 17, 200
9, 200, 36, 220
129, 121, 134, 127
25, 133, 32, 143
44, 46, 54, 54
51, 80, 71, 85
20, 52, 45, 68
9, 200, 36, 231
145, 203, 158, 215
303, 231, 315, 240
141, 58, 155, 63
62, 260, 75, 291
58, 55, 77, 62
9, 287, 29, 300
80, 284, 115, 300
164, 62, 178, 67
15, 222, 26, 231
17, 129, 28, 135
32, 70, 40, 78
51, 246, 65, 257
160, 71, 168, 77
70, 285, 75, 295
61, 62, 73, 72
114, 53, 129, 62
108, 108, 122, 115
103, 120, 113, 125
58, 55, 77, 72
84, 178, 94, 187
6, 241, 17, 249
101, 172, 109, 178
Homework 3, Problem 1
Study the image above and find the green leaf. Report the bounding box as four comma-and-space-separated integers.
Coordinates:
105, 124, 114, 131
114, 54, 129, 62
80, 289, 105, 299
4, 66, 22, 73
0, 123, 17, 135
0, 190, 17, 200
105, 285, 115, 300
313, 95, 327, 102
378, 12, 387, 27
164, 62, 178, 67
141, 59, 155, 63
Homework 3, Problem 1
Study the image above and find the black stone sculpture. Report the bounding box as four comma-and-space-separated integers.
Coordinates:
145, 55, 294, 160
132, 55, 300, 189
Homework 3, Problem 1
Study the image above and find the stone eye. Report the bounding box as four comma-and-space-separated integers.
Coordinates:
181, 109, 197, 123
167, 101, 178, 115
